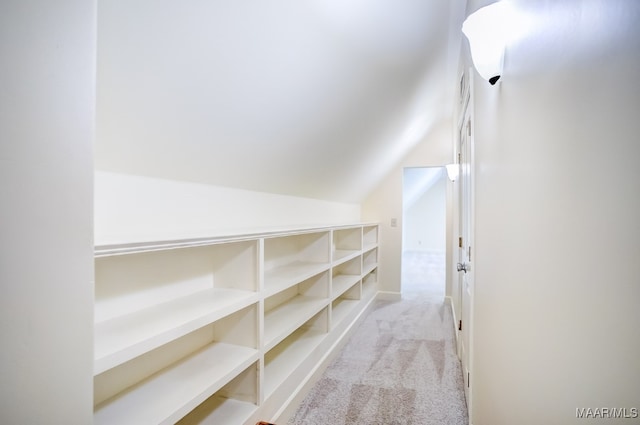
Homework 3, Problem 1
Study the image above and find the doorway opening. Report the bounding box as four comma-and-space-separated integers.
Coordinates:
401, 167, 447, 297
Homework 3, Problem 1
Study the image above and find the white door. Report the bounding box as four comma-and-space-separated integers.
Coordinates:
457, 70, 474, 413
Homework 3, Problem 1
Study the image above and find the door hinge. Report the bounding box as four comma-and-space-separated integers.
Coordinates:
458, 237, 463, 248
457, 152, 461, 164
467, 120, 471, 136
468, 246, 472, 262
458, 320, 462, 331
468, 372, 470, 388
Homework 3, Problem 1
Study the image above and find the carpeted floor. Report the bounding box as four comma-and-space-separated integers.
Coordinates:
401, 250, 446, 298
287, 251, 468, 425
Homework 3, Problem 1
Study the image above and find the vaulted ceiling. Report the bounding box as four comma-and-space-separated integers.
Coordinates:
96, 0, 466, 203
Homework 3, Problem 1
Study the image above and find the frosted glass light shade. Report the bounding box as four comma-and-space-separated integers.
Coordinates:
462, 1, 512, 85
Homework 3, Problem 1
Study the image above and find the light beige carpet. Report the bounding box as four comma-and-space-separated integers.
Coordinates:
288, 252, 468, 424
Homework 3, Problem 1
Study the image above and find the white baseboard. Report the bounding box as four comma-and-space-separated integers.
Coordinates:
445, 295, 457, 328
376, 291, 401, 301
445, 295, 462, 359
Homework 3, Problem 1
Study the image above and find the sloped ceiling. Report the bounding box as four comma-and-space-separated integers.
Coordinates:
403, 167, 445, 211
96, 0, 465, 203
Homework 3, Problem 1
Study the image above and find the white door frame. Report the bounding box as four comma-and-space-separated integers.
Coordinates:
456, 68, 475, 417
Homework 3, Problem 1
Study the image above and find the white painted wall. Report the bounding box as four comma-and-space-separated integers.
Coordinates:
469, 1, 640, 424
403, 170, 446, 253
95, 171, 361, 245
362, 120, 453, 296
0, 1, 95, 423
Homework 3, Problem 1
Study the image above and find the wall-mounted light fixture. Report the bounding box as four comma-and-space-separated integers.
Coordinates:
462, 1, 514, 85
445, 164, 459, 182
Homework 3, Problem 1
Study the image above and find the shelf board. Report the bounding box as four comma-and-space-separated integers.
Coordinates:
362, 243, 377, 253
95, 288, 258, 375
362, 262, 378, 277
332, 298, 360, 327
264, 261, 329, 296
177, 395, 257, 425
94, 342, 259, 425
263, 327, 326, 399
332, 274, 361, 300
96, 223, 379, 256
264, 295, 328, 351
332, 249, 360, 266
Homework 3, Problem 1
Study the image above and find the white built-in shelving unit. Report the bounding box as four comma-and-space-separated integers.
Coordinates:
93, 223, 379, 424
